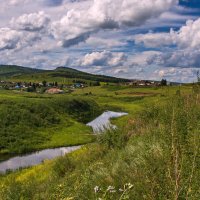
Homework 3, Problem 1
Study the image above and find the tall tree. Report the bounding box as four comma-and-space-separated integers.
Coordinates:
42, 80, 47, 87
161, 79, 167, 86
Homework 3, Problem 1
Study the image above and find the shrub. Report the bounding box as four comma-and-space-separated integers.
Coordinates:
53, 156, 75, 177
97, 128, 128, 149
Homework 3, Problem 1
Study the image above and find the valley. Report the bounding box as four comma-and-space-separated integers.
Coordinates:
0, 65, 199, 200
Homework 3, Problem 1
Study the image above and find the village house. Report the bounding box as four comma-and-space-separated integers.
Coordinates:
45, 88, 64, 94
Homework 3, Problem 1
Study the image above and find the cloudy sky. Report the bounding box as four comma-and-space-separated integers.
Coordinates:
0, 0, 200, 82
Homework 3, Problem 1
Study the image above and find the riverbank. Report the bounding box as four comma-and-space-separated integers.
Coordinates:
0, 110, 127, 173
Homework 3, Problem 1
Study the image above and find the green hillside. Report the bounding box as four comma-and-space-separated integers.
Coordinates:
0, 65, 130, 83
0, 65, 44, 78
0, 94, 100, 157
51, 67, 130, 83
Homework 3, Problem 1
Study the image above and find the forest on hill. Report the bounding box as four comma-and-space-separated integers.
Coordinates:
0, 65, 130, 83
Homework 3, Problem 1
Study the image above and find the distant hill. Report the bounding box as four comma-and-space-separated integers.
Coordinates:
0, 65, 130, 83
0, 65, 44, 78
51, 67, 130, 83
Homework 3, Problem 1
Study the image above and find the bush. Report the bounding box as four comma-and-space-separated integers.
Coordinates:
53, 156, 75, 177
97, 129, 127, 149
51, 97, 101, 123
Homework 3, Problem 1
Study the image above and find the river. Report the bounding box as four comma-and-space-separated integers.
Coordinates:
87, 111, 128, 133
0, 111, 127, 173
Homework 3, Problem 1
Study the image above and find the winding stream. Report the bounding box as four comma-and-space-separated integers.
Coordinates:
0, 146, 81, 173
0, 111, 127, 173
87, 111, 128, 133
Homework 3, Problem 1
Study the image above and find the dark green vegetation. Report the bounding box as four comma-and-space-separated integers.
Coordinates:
0, 65, 130, 83
0, 65, 43, 78
50, 67, 130, 83
0, 94, 100, 157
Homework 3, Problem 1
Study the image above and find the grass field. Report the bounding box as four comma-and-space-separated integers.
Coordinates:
0, 83, 199, 200
0, 84, 193, 156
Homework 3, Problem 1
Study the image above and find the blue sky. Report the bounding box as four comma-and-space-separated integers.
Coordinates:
0, 0, 200, 82
180, 0, 200, 8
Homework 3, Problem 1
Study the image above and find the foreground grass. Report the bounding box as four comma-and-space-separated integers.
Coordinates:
0, 87, 199, 200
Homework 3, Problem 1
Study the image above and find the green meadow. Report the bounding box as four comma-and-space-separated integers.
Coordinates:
0, 90, 100, 157
0, 80, 199, 199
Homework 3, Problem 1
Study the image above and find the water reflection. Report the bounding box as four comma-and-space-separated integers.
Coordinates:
87, 111, 128, 133
0, 111, 128, 173
0, 146, 81, 173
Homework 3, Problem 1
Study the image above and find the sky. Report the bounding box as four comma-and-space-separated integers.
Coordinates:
0, 0, 200, 82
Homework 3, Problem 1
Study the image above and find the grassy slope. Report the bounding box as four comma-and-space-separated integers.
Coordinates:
38, 118, 94, 149
1, 85, 199, 199
0, 85, 192, 156
0, 90, 100, 157
0, 65, 43, 78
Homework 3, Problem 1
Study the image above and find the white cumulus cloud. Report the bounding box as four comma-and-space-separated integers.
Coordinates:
51, 0, 178, 47
134, 18, 200, 50
0, 28, 22, 50
134, 32, 174, 48
81, 50, 127, 67
134, 17, 200, 68
10, 11, 51, 32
